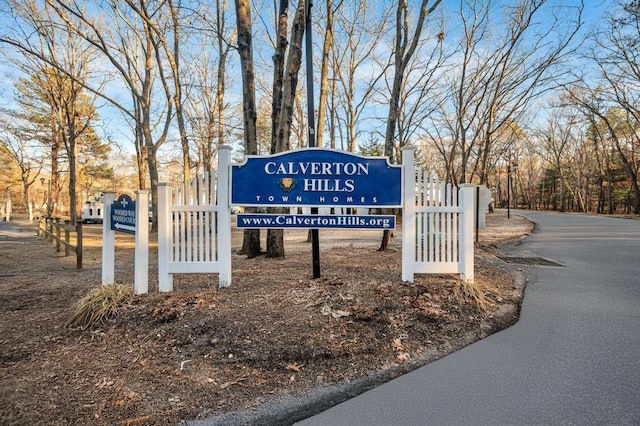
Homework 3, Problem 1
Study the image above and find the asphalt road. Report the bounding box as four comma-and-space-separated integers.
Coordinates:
296, 212, 640, 426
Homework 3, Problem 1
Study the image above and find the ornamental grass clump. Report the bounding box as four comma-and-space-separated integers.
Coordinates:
67, 284, 134, 330
452, 279, 494, 313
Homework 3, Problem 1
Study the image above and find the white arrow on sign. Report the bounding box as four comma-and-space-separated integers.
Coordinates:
114, 222, 136, 232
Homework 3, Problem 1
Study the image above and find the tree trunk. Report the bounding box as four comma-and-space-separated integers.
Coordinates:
144, 131, 160, 232
49, 119, 60, 217
168, 0, 191, 184
316, 0, 333, 148
235, 0, 261, 258
267, 1, 306, 258
271, 0, 289, 154
378, 228, 392, 252
67, 118, 78, 224
379, 0, 441, 251
273, 1, 305, 154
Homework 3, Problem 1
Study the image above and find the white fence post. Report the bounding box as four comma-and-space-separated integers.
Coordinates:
217, 145, 232, 287
402, 147, 416, 282
134, 190, 149, 294
4, 195, 11, 221
101, 192, 116, 285
458, 184, 475, 283
157, 183, 173, 292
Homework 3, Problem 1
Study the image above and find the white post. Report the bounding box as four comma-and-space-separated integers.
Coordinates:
134, 190, 149, 294
458, 184, 475, 283
402, 147, 416, 282
217, 145, 232, 287
157, 183, 173, 292
102, 192, 116, 285
5, 196, 11, 221
478, 185, 492, 229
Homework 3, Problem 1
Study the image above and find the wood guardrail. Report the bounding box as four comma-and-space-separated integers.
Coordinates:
38, 216, 83, 269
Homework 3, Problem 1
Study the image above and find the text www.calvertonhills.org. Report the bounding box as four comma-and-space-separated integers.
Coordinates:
236, 214, 395, 230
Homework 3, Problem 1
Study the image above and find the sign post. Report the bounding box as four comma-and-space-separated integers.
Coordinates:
305, 0, 320, 278
133, 190, 149, 295
101, 192, 149, 294
101, 192, 116, 285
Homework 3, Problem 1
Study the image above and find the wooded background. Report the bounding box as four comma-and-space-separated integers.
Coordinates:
1, 1, 638, 248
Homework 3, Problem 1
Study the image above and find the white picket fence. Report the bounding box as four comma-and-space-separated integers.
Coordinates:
402, 148, 474, 283
153, 146, 472, 290
157, 146, 232, 290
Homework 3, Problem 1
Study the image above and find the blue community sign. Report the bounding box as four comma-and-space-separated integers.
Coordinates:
231, 148, 402, 207
111, 194, 136, 234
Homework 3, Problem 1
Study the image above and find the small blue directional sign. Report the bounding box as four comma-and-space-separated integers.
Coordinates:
111, 194, 136, 234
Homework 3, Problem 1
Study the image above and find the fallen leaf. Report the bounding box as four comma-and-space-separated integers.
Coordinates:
286, 363, 301, 372
331, 309, 351, 318
126, 416, 152, 425
396, 352, 411, 362
392, 338, 404, 352
220, 376, 247, 390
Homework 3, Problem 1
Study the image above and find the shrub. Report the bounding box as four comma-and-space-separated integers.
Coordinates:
452, 279, 494, 313
67, 284, 134, 330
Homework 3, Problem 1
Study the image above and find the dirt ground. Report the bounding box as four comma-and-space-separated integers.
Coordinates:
0, 212, 532, 425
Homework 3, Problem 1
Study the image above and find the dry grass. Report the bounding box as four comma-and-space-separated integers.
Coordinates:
67, 284, 134, 330
452, 278, 494, 313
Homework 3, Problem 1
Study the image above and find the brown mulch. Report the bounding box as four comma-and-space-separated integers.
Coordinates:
0, 212, 532, 425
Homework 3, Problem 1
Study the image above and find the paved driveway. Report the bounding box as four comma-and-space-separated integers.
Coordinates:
297, 212, 640, 425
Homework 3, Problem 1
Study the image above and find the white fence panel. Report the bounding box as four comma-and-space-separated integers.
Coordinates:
158, 146, 232, 290
402, 148, 474, 282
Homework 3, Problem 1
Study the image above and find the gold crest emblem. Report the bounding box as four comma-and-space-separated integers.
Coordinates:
278, 178, 297, 192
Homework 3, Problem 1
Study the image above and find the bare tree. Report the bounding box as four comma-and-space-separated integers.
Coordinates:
38, 0, 186, 230
265, 0, 306, 258
315, 0, 338, 147
568, 88, 640, 214
272, 1, 306, 155
426, 0, 492, 185
184, 0, 237, 178
0, 1, 99, 224
535, 99, 583, 212
0, 112, 42, 221
575, 0, 640, 214
381, 8, 448, 161
135, 0, 193, 183
423, 0, 584, 187
475, 0, 584, 186
383, 0, 442, 164
379, 0, 442, 251
235, 0, 261, 257
331, 0, 391, 153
